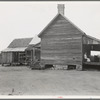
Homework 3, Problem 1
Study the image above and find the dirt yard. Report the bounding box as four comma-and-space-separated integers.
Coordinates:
0, 65, 100, 96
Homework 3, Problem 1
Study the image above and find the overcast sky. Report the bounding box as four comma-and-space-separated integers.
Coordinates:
0, 1, 100, 51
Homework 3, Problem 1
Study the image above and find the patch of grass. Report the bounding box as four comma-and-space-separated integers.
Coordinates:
0, 66, 100, 95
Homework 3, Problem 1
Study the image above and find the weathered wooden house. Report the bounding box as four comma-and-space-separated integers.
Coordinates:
25, 42, 41, 65
38, 4, 100, 70
1, 37, 33, 66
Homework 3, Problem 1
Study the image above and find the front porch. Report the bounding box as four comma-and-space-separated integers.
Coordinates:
83, 44, 100, 67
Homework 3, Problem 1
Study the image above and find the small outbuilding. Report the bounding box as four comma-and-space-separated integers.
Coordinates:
1, 37, 33, 66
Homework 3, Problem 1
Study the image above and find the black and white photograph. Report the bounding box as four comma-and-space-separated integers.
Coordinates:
0, 1, 100, 98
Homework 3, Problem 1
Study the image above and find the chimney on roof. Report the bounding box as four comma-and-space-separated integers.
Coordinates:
57, 4, 65, 15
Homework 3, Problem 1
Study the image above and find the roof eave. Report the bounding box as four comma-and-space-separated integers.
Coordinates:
38, 13, 60, 37
86, 35, 100, 42
61, 14, 85, 36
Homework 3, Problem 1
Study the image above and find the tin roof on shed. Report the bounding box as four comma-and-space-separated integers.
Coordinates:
2, 47, 27, 52
25, 42, 41, 51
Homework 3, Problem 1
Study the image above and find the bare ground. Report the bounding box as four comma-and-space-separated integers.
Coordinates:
0, 65, 100, 96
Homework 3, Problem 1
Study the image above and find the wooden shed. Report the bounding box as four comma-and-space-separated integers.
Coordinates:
1, 37, 33, 66
38, 4, 100, 70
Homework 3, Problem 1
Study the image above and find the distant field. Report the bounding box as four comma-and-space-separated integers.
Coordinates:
0, 65, 100, 96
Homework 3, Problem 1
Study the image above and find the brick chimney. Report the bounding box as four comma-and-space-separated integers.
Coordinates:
57, 4, 65, 15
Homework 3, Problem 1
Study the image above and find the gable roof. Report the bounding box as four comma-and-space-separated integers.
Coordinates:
25, 42, 41, 51
38, 13, 85, 37
29, 35, 40, 45
8, 37, 33, 48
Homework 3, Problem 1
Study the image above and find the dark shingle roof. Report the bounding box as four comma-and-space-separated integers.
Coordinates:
8, 38, 33, 48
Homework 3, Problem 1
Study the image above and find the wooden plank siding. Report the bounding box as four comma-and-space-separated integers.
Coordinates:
40, 14, 83, 65
2, 52, 13, 64
1, 51, 27, 65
